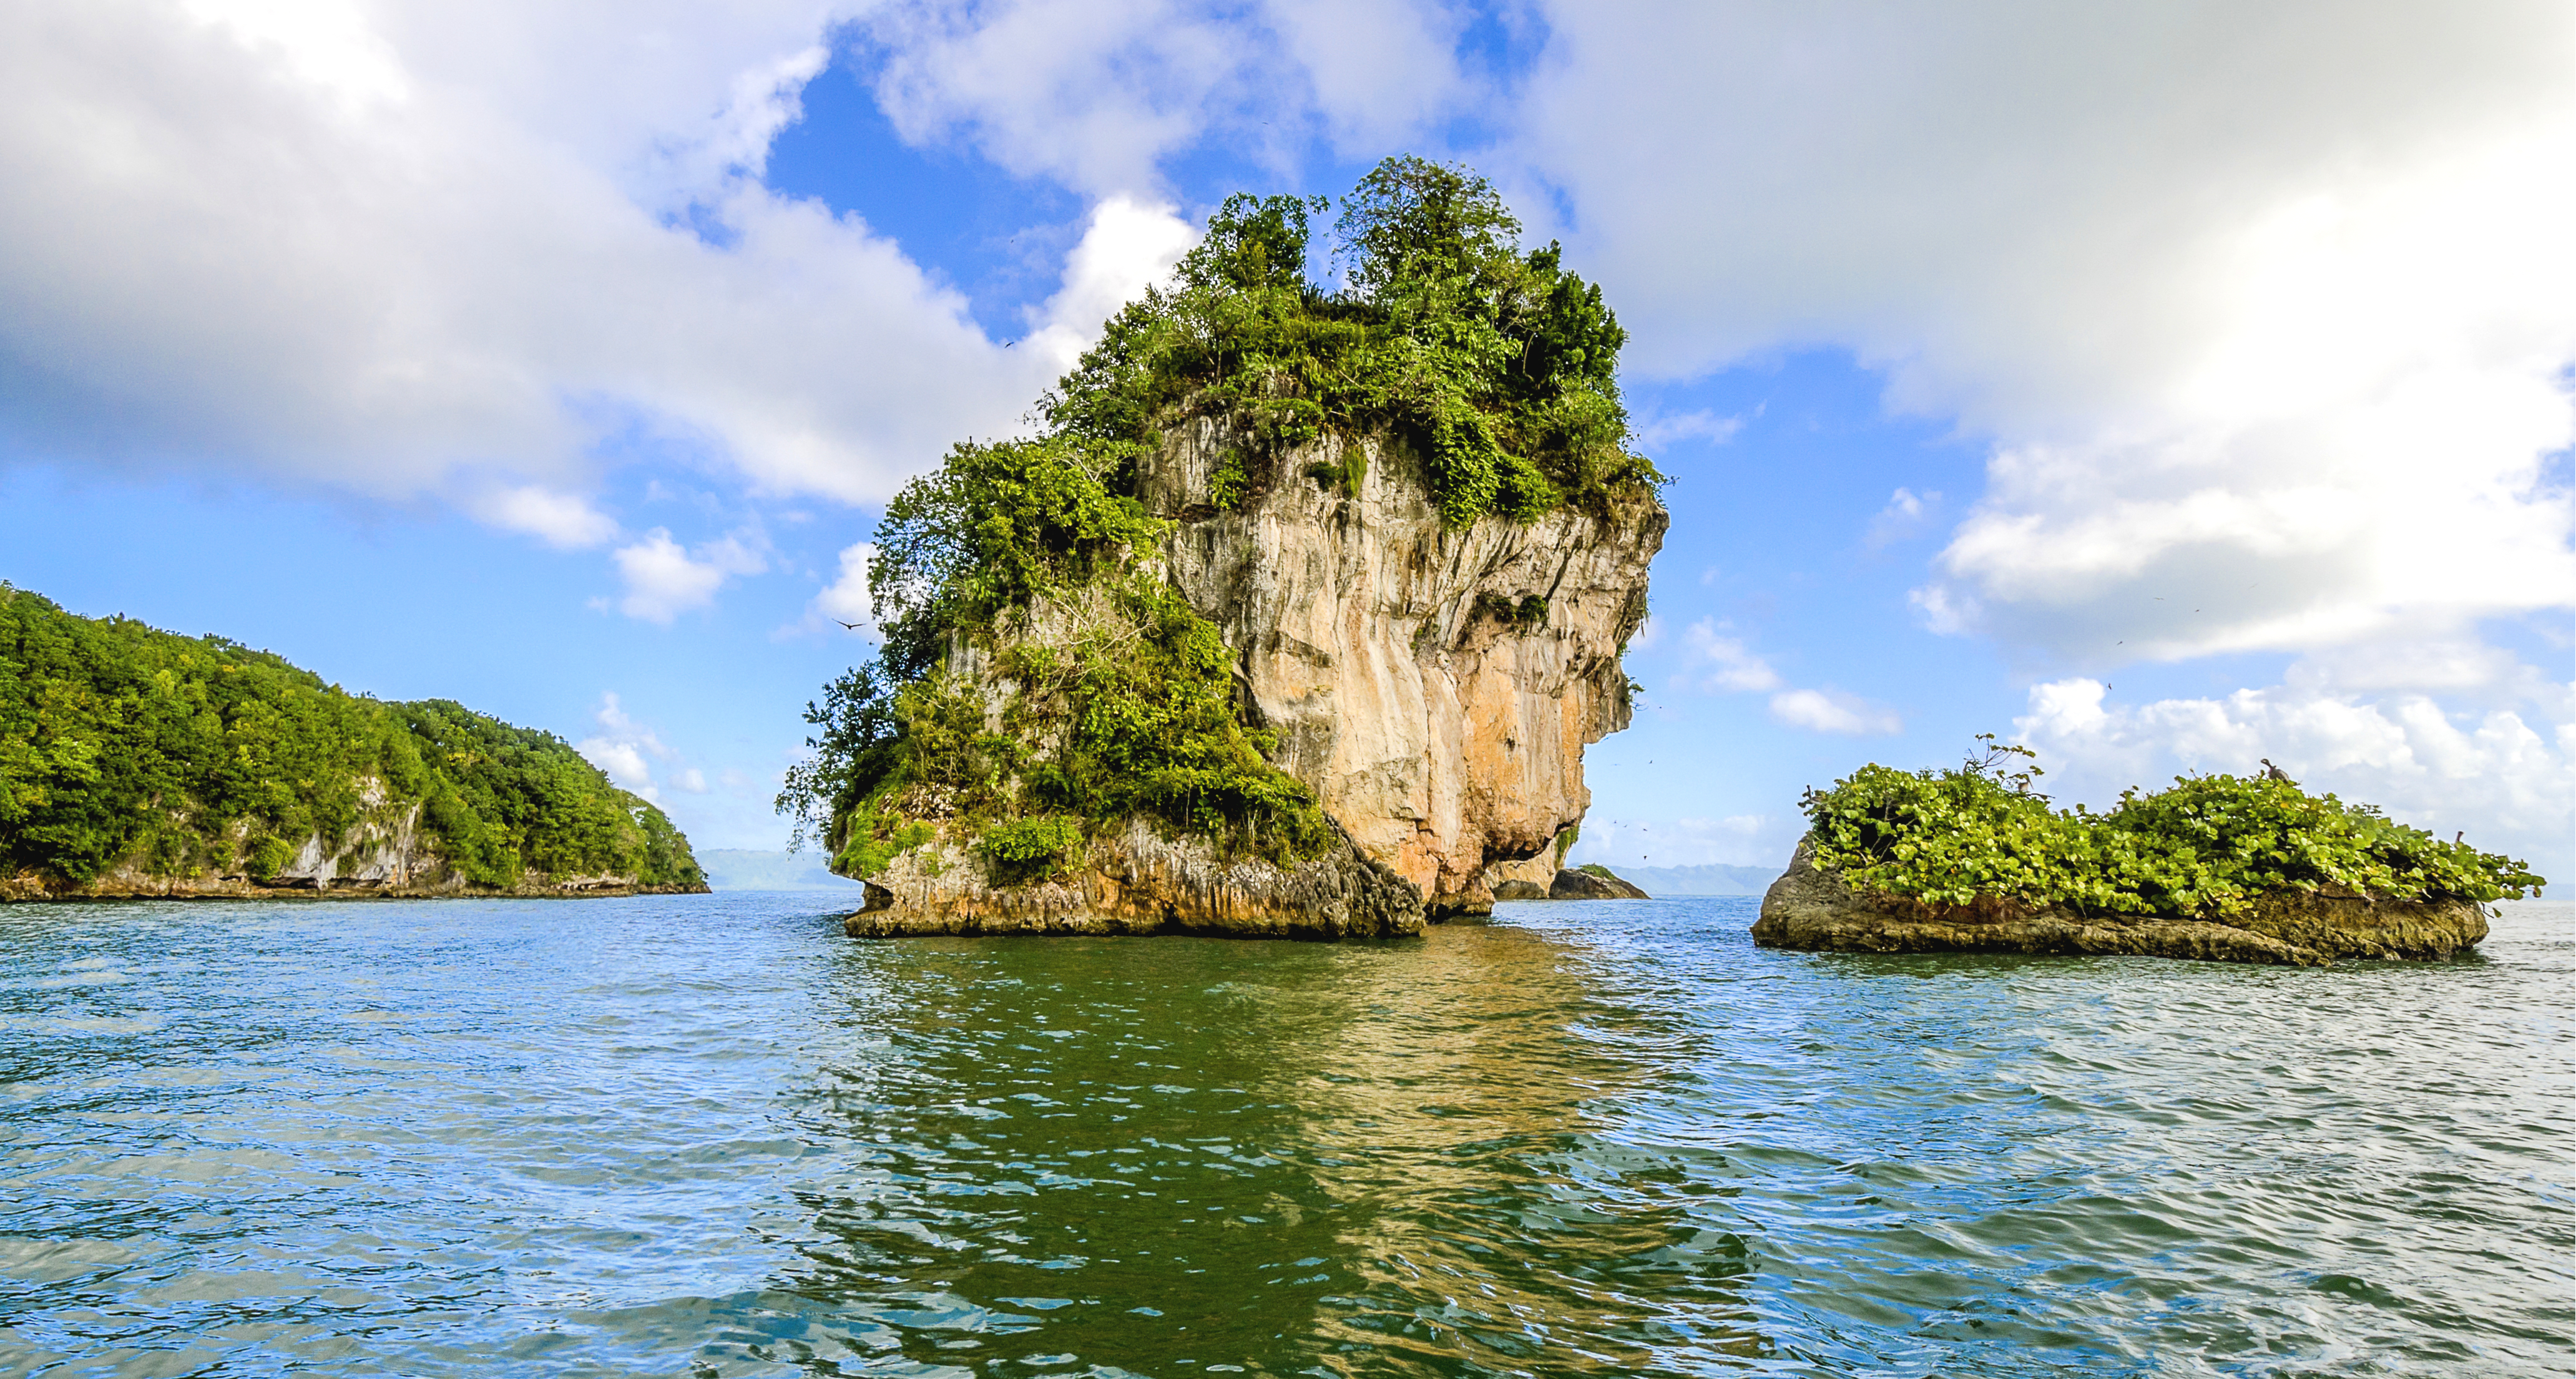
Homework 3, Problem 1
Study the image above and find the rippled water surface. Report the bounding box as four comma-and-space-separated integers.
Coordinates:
2, 894, 2569, 1377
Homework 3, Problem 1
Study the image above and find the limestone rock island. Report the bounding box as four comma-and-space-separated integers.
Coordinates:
780, 158, 1665, 938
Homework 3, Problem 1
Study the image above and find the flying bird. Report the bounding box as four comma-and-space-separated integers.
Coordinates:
836, 620, 864, 631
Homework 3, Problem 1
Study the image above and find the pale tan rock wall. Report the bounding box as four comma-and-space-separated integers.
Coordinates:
1145, 422, 1663, 917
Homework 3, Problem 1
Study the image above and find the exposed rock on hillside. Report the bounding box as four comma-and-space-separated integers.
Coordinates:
1753, 838, 2489, 967
1149, 422, 1662, 919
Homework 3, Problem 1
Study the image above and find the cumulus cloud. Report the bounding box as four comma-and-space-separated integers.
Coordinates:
576, 691, 673, 801
1512, 2, 2574, 673
791, 539, 880, 638
0, 0, 1050, 509
1021, 196, 1198, 371
610, 529, 768, 624
1679, 620, 1781, 693
1676, 619, 1902, 735
859, 0, 1473, 195
1768, 688, 1904, 738
476, 485, 620, 550
1631, 407, 1743, 450
2014, 676, 2574, 885
1864, 487, 1942, 549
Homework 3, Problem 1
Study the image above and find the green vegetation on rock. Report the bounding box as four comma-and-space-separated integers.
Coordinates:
1046, 155, 1661, 528
0, 585, 703, 890
1801, 737, 2544, 919
777, 440, 1332, 879
780, 156, 1653, 884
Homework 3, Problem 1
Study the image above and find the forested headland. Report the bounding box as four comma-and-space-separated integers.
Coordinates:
1, 585, 703, 898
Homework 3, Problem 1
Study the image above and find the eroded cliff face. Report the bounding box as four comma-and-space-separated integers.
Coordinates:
1145, 421, 1664, 917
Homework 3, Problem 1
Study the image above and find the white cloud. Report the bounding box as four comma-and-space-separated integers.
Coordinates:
1632, 408, 1742, 449
789, 539, 881, 638
0, 0, 1056, 512
1677, 619, 1903, 735
576, 691, 674, 801
611, 528, 767, 624
1768, 688, 1903, 738
675, 767, 710, 794
1511, 2, 2574, 676
476, 485, 620, 549
2014, 676, 2575, 887
1865, 487, 1941, 549
860, 0, 1472, 196
1679, 619, 1781, 693
1021, 195, 1198, 371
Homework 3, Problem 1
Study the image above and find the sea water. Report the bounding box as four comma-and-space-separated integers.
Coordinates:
1, 893, 2567, 1377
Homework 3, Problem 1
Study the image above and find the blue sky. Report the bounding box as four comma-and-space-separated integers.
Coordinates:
2, 2, 2569, 882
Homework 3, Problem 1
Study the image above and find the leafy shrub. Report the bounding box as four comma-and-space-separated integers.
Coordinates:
1801, 737, 2544, 919
978, 814, 1084, 884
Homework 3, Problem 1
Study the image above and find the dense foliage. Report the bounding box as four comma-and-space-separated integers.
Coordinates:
784, 157, 1655, 882
1045, 155, 1662, 527
0, 585, 702, 890
778, 442, 1331, 880
1802, 738, 2544, 919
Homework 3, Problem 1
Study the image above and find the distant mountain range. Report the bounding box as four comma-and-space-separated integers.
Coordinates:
697, 849, 868, 892
1596, 863, 1783, 897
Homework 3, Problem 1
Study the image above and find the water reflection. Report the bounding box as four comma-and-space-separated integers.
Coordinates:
0, 895, 2565, 1377
770, 921, 1756, 1375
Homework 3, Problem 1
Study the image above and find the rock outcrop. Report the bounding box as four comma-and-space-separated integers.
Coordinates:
4, 797, 708, 903
846, 817, 1422, 938
1752, 837, 2489, 967
836, 423, 1662, 940
1547, 866, 1650, 900
1487, 859, 1652, 901
1148, 421, 1663, 919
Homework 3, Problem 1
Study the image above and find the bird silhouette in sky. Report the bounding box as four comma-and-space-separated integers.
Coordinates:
836, 620, 864, 631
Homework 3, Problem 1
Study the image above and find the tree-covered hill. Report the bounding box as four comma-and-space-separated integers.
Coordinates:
1, 585, 703, 896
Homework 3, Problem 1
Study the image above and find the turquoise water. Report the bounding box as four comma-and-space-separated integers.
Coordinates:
2, 894, 2568, 1377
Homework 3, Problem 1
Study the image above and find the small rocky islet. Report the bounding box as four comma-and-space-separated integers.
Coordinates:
1751, 744, 2539, 967
785, 158, 1667, 939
